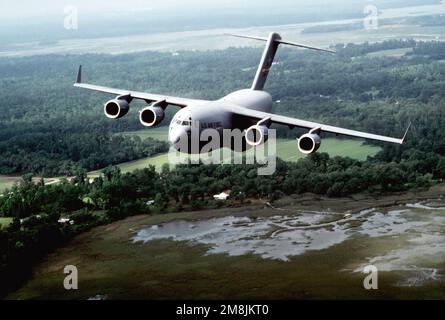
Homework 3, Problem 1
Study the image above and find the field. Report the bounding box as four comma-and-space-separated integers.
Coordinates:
1, 127, 381, 190
0, 176, 20, 192
0, 176, 62, 192
367, 48, 413, 58
114, 127, 381, 173
0, 217, 13, 230
112, 137, 380, 173
273, 138, 380, 162
114, 153, 173, 173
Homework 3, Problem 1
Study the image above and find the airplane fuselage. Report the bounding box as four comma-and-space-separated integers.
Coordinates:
168, 89, 272, 152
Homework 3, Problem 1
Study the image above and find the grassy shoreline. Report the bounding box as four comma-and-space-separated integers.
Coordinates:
111, 184, 445, 227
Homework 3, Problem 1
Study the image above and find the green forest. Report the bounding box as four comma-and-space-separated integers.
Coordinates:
1, 40, 445, 297
1, 39, 445, 175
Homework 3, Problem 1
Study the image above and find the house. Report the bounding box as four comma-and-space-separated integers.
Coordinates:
213, 191, 230, 201
58, 218, 75, 225
20, 214, 42, 224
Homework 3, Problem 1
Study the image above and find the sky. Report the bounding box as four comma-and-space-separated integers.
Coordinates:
0, 0, 436, 43
0, 0, 347, 30
2, 0, 261, 18
0, 0, 353, 21
2, 0, 437, 21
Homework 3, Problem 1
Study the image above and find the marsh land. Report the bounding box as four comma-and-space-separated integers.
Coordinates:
9, 185, 445, 300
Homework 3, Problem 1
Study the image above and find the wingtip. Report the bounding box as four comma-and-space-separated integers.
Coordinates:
76, 65, 82, 84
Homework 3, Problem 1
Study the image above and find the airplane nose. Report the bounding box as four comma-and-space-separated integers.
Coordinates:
169, 127, 188, 146
170, 135, 180, 145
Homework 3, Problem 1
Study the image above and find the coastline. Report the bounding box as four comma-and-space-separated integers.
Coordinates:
99, 183, 445, 231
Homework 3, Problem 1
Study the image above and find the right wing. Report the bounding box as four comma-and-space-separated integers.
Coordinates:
228, 104, 410, 145
74, 66, 208, 108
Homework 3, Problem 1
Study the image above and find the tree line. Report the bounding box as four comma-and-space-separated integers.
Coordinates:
1, 40, 445, 175
1, 147, 444, 296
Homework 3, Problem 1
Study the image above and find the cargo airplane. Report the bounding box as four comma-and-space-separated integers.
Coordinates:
74, 32, 410, 154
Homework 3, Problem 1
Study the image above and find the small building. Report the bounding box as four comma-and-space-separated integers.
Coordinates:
20, 214, 42, 224
213, 191, 230, 201
58, 218, 74, 225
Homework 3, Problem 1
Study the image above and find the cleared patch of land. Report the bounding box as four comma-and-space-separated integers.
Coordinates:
367, 48, 413, 57
1, 127, 381, 189
113, 127, 381, 172
114, 153, 172, 173
0, 217, 13, 230
0, 176, 20, 192
0, 176, 63, 192
274, 138, 380, 162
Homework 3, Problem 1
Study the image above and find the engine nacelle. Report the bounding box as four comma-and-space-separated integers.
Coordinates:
245, 125, 269, 146
104, 99, 130, 119
298, 133, 321, 154
139, 106, 165, 127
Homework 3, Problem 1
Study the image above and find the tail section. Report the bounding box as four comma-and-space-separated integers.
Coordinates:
251, 32, 281, 91
226, 32, 335, 91
76, 65, 82, 83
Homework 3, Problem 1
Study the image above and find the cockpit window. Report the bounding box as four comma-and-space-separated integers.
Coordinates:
181, 121, 191, 126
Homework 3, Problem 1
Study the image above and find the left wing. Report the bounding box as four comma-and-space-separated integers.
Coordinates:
228, 104, 410, 144
74, 66, 208, 108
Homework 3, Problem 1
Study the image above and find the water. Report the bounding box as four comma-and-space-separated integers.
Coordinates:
132, 201, 445, 285
133, 212, 351, 261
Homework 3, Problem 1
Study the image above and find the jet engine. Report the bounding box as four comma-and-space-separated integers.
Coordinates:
139, 106, 165, 127
298, 133, 321, 154
245, 125, 269, 146
104, 99, 130, 119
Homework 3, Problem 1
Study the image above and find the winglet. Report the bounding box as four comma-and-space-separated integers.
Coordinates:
401, 122, 412, 143
76, 65, 82, 84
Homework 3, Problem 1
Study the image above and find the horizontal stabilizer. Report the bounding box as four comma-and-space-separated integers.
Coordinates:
224, 33, 269, 42
226, 32, 335, 90
224, 33, 335, 53
277, 40, 335, 53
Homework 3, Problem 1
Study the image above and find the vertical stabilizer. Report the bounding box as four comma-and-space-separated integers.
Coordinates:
251, 32, 281, 91
76, 65, 82, 83
225, 32, 335, 91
